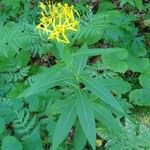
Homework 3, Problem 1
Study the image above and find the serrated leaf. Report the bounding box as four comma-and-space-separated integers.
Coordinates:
76, 92, 96, 150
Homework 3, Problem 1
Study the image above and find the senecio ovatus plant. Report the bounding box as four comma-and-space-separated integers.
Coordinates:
36, 2, 79, 43
21, 2, 128, 150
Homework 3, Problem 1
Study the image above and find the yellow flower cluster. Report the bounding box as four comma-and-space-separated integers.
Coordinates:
36, 2, 79, 44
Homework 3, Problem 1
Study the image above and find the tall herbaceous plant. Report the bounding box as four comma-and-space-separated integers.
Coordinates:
21, 2, 127, 150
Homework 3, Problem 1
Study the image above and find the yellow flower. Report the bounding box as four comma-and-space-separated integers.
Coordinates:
36, 2, 80, 44
39, 2, 46, 10
48, 24, 70, 43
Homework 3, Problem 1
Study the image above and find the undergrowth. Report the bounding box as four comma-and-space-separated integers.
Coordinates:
0, 0, 150, 150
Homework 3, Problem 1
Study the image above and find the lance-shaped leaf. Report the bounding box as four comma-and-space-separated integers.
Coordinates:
80, 75, 125, 114
76, 92, 96, 150
73, 122, 87, 150
73, 44, 128, 58
52, 104, 76, 150
73, 55, 87, 74
19, 64, 71, 98
73, 44, 88, 74
98, 78, 131, 94
91, 102, 122, 133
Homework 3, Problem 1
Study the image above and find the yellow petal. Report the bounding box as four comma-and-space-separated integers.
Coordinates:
36, 2, 80, 44
39, 2, 46, 10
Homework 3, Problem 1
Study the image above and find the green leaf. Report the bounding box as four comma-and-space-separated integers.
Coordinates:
47, 98, 74, 115
125, 55, 149, 73
15, 51, 31, 67
76, 92, 96, 150
62, 46, 73, 66
105, 25, 124, 42
73, 46, 128, 58
2, 0, 21, 10
52, 105, 77, 150
13, 110, 36, 136
120, 0, 135, 7
80, 75, 125, 114
73, 122, 87, 150
101, 50, 128, 72
144, 19, 150, 27
73, 44, 88, 74
134, 0, 143, 10
139, 71, 150, 87
26, 96, 39, 111
98, 78, 131, 94
20, 64, 70, 98
129, 88, 150, 106
132, 36, 147, 57
2, 136, 22, 150
137, 125, 150, 148
0, 117, 5, 134
97, 1, 115, 12
75, 13, 110, 45
0, 102, 16, 124
91, 102, 122, 133
74, 56, 87, 74
11, 99, 23, 111
98, 118, 150, 150
0, 22, 32, 57
23, 128, 43, 150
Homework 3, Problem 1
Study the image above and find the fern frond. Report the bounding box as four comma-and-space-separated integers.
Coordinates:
2, 0, 22, 10
13, 110, 36, 140
1, 67, 29, 83
0, 97, 12, 107
0, 22, 33, 56
36, 112, 50, 126
75, 13, 110, 44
